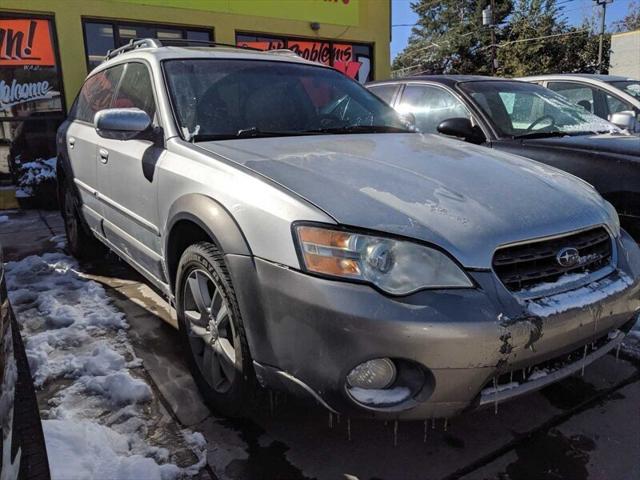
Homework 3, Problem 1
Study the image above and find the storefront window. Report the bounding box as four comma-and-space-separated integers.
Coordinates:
83, 20, 213, 71
236, 33, 373, 84
0, 15, 65, 205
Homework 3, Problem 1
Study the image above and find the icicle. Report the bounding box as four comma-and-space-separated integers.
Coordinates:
393, 420, 398, 447
509, 371, 513, 384
616, 343, 621, 362
269, 391, 274, 416
336, 413, 341, 424
328, 412, 333, 429
347, 418, 351, 441
444, 418, 448, 432
522, 369, 526, 381
431, 417, 436, 429
493, 377, 499, 415
581, 344, 588, 376
423, 419, 428, 443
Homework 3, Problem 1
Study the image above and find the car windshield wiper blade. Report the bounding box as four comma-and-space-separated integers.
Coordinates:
191, 127, 326, 142
304, 125, 413, 134
513, 130, 574, 140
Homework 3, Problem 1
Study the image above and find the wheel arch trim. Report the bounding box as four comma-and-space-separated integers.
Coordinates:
164, 194, 252, 289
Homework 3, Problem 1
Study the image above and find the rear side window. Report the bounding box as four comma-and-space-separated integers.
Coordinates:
74, 65, 124, 123
114, 63, 157, 120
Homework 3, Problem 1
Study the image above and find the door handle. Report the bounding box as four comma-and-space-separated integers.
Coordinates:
98, 148, 109, 164
68, 137, 76, 149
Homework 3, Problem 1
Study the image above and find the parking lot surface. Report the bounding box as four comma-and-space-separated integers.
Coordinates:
2, 209, 639, 480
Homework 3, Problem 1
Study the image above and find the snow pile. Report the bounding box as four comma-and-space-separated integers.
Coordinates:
348, 386, 411, 405
15, 156, 57, 198
525, 272, 633, 317
5, 252, 206, 479
0, 215, 8, 224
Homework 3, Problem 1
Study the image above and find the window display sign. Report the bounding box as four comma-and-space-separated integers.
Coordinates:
0, 19, 56, 67
0, 17, 62, 117
237, 35, 372, 83
0, 15, 64, 202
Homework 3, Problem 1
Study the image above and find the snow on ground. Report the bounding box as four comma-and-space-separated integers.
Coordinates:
5, 250, 206, 480
0, 215, 8, 224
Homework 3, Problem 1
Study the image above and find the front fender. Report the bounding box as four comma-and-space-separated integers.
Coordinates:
164, 193, 252, 258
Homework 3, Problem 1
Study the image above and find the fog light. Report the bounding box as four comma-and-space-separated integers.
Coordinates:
346, 358, 396, 389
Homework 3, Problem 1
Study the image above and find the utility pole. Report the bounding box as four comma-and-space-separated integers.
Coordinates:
483, 0, 497, 75
594, 0, 613, 73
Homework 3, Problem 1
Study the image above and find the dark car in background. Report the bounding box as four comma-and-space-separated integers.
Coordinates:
521, 74, 640, 133
0, 247, 50, 480
367, 76, 640, 239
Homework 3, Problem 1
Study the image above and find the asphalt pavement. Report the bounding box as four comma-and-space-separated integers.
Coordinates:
2, 208, 639, 480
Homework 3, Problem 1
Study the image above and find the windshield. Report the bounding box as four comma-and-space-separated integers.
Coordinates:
459, 81, 619, 138
163, 59, 410, 141
609, 80, 640, 101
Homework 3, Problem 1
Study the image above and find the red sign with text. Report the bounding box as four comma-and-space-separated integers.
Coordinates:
0, 19, 56, 67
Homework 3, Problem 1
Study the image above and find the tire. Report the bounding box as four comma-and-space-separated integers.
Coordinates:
175, 242, 255, 417
60, 178, 102, 260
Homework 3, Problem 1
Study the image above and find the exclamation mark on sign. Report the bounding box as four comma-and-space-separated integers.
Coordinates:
23, 20, 37, 57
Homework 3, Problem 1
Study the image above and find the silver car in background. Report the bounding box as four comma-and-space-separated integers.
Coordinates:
56, 40, 640, 420
522, 74, 640, 132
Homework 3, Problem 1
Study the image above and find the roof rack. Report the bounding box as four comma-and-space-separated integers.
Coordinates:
105, 38, 161, 60
104, 37, 267, 60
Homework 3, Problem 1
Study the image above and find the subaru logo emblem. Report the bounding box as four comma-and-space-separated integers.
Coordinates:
556, 247, 580, 268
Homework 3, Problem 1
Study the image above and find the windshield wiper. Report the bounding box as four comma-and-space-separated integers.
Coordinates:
513, 130, 584, 140
303, 125, 413, 135
191, 127, 322, 142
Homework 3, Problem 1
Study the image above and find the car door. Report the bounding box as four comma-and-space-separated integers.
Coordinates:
96, 61, 166, 282
396, 84, 474, 134
66, 65, 124, 234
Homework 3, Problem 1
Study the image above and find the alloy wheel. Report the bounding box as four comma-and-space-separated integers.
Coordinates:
182, 268, 237, 393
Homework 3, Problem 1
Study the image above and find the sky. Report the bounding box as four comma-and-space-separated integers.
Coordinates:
390, 0, 636, 59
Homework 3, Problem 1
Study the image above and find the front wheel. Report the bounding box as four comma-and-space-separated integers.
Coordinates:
175, 242, 255, 417
60, 178, 102, 259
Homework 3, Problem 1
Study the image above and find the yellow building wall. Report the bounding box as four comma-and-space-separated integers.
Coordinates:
1, 0, 391, 111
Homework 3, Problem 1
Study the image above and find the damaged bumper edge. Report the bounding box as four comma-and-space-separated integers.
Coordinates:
226, 231, 640, 420
478, 327, 629, 407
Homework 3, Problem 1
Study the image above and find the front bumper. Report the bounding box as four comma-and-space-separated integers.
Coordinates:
228, 230, 640, 420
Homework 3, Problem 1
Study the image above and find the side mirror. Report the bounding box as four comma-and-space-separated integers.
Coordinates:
95, 108, 151, 140
437, 117, 485, 144
608, 111, 636, 131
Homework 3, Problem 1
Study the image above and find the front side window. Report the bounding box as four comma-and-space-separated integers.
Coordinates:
368, 84, 398, 105
608, 80, 640, 101
397, 85, 470, 133
75, 65, 124, 123
460, 81, 618, 138
546, 82, 597, 114
604, 92, 633, 116
114, 63, 156, 120
163, 59, 409, 141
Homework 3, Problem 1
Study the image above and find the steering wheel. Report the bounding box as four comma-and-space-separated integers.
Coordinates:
525, 114, 556, 133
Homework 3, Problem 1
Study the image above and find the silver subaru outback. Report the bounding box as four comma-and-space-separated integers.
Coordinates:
56, 39, 640, 420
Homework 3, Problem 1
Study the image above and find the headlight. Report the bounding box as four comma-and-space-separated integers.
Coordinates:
294, 225, 473, 295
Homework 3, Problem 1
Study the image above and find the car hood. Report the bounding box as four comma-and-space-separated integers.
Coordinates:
198, 133, 613, 268
521, 133, 640, 158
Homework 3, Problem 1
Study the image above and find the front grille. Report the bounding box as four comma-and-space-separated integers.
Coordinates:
493, 227, 612, 292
